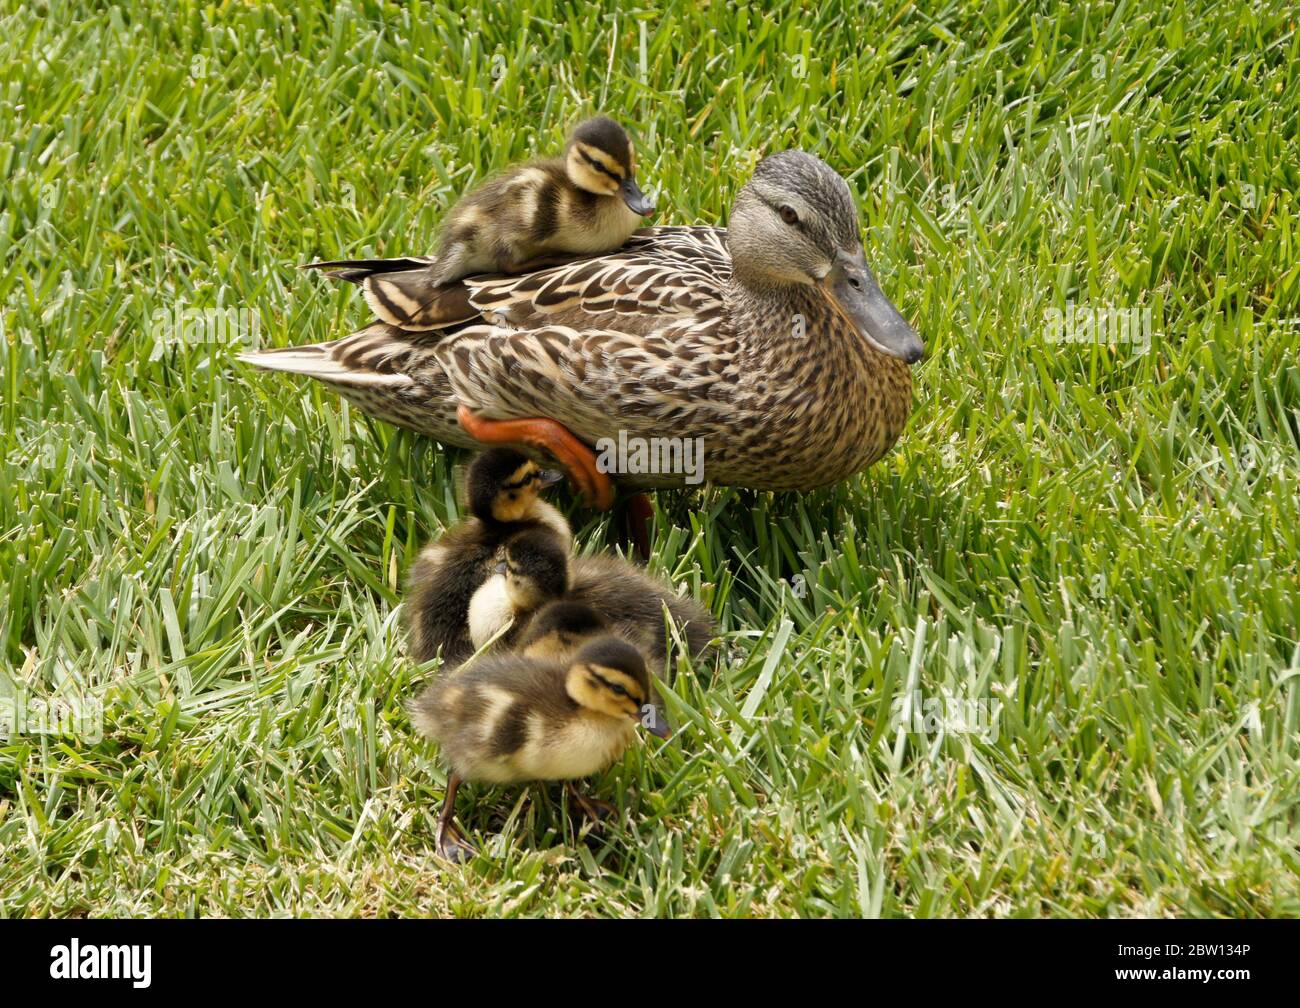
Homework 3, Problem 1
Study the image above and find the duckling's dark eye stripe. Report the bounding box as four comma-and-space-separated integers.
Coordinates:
501, 474, 535, 490
590, 671, 637, 700
580, 151, 622, 181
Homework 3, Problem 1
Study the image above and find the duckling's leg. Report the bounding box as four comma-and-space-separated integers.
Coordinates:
457, 405, 615, 509
436, 773, 477, 863
565, 781, 617, 825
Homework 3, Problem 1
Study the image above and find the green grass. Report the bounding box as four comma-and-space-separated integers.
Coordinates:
1, 0, 1298, 917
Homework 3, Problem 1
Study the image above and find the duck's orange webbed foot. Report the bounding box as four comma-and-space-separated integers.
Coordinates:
457, 405, 615, 510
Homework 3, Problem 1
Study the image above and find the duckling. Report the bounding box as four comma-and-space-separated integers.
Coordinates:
517, 599, 613, 661
519, 599, 675, 739
409, 635, 670, 862
334, 117, 654, 329
405, 448, 566, 668
566, 553, 716, 670
465, 523, 571, 650
470, 500, 715, 669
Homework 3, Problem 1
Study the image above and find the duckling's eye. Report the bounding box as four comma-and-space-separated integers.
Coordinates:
779, 205, 799, 226
610, 684, 629, 699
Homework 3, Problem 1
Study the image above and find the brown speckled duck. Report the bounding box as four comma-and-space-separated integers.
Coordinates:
241, 151, 922, 509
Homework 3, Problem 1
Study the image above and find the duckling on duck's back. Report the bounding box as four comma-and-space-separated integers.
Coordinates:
326, 116, 654, 330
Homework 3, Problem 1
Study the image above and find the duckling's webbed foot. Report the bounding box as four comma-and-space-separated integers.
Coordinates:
437, 820, 476, 863
457, 405, 615, 509
436, 773, 477, 863
565, 781, 618, 826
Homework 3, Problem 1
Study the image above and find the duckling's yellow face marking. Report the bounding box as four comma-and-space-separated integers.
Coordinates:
565, 663, 647, 721
567, 143, 624, 196
490, 462, 544, 522
523, 631, 580, 662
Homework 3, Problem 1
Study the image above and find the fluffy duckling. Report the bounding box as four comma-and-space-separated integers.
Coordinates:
474, 503, 716, 669
566, 553, 716, 670
517, 599, 613, 661
405, 448, 567, 668
519, 599, 674, 739
344, 117, 654, 328
409, 634, 669, 862
432, 116, 654, 281
466, 524, 570, 650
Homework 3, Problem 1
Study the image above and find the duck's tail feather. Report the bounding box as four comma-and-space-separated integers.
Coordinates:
301, 256, 436, 283
301, 255, 478, 331
238, 329, 414, 389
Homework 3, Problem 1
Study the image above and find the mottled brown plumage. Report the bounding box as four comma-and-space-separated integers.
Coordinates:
242, 151, 921, 493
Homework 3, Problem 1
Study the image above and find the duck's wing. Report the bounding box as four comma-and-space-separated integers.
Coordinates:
465, 226, 730, 329
244, 227, 737, 445
302, 227, 729, 332
433, 228, 739, 436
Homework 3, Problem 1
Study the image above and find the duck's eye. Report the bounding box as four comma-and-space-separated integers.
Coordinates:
779, 205, 799, 226
610, 684, 629, 699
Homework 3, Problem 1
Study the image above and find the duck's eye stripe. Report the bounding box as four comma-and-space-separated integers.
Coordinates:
592, 672, 628, 696
766, 200, 804, 229
581, 151, 621, 180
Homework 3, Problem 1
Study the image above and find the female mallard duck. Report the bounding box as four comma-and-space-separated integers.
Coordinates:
405, 448, 567, 668
409, 632, 669, 861
242, 150, 922, 509
310, 116, 654, 320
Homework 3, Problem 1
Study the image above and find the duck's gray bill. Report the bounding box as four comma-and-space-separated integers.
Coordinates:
620, 177, 655, 217
824, 250, 924, 364
537, 469, 565, 488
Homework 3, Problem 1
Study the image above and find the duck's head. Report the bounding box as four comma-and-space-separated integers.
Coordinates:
495, 526, 570, 612
564, 637, 670, 738
519, 600, 611, 660
466, 448, 564, 525
727, 150, 923, 365
565, 116, 656, 218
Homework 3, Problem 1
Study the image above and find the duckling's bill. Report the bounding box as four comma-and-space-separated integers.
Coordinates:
620, 177, 655, 217
640, 702, 672, 739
